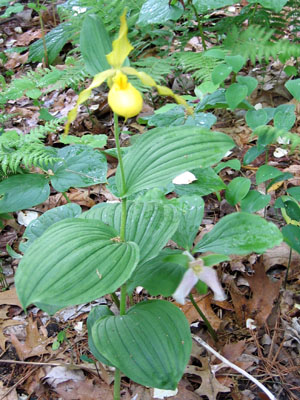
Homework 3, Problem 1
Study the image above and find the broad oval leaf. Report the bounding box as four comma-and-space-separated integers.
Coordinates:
171, 195, 204, 250
87, 305, 114, 366
15, 219, 139, 314
282, 224, 300, 254
81, 201, 179, 264
51, 145, 107, 192
225, 177, 251, 206
91, 300, 192, 389
20, 203, 81, 253
138, 0, 183, 25
0, 174, 50, 213
193, 212, 282, 255
29, 22, 74, 64
116, 126, 235, 197
80, 14, 112, 75
240, 190, 271, 213
127, 250, 186, 296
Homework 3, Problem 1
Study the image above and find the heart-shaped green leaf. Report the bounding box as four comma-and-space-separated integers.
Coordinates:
15, 219, 139, 314
193, 212, 282, 255
81, 201, 179, 264
91, 300, 192, 389
116, 126, 235, 197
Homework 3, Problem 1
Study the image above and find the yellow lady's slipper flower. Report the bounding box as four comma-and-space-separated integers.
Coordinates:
64, 10, 191, 134
108, 72, 143, 119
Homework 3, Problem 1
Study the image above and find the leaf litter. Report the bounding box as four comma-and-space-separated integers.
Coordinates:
0, 2, 300, 399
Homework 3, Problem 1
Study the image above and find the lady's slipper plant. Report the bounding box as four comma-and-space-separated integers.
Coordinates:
15, 9, 283, 400
65, 10, 190, 133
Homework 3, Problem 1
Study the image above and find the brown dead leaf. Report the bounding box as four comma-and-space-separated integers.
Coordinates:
284, 165, 300, 186
0, 288, 21, 307
229, 261, 281, 326
24, 368, 46, 398
221, 340, 253, 371
186, 358, 231, 400
179, 294, 222, 330
17, 29, 43, 46
0, 319, 25, 350
4, 52, 28, 69
10, 317, 52, 359
54, 378, 113, 400
0, 306, 10, 319
263, 242, 300, 274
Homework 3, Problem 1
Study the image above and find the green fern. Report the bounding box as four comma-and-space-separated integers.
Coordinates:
254, 125, 300, 151
173, 52, 221, 84
0, 119, 65, 173
223, 25, 300, 63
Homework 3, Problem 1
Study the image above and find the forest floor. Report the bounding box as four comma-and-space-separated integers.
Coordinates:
0, 2, 300, 400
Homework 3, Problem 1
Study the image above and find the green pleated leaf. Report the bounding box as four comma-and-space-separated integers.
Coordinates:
171, 196, 204, 250
116, 126, 235, 197
15, 219, 139, 314
80, 14, 112, 75
0, 174, 50, 213
138, 0, 183, 25
87, 306, 114, 366
20, 203, 81, 253
91, 300, 192, 389
193, 212, 282, 255
282, 224, 300, 254
81, 201, 179, 264
225, 177, 251, 206
174, 167, 226, 197
51, 145, 107, 192
127, 250, 186, 296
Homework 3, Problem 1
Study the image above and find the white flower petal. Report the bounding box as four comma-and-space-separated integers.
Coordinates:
173, 268, 198, 305
195, 266, 227, 301
273, 147, 288, 158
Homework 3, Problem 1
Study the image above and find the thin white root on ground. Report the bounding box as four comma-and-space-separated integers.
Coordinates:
192, 334, 277, 400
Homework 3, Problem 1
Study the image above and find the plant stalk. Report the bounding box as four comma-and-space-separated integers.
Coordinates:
189, 293, 218, 342
113, 112, 129, 400
187, 0, 207, 51
284, 247, 292, 289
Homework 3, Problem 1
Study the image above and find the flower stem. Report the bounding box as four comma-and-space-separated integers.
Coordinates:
113, 368, 121, 400
187, 0, 207, 51
62, 192, 71, 203
189, 293, 218, 342
113, 112, 128, 400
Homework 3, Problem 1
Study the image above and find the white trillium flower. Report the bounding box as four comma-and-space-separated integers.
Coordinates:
173, 259, 227, 305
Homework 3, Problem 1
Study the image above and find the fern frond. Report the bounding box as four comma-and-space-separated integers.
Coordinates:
0, 119, 65, 173
173, 52, 221, 83
133, 57, 173, 85
223, 25, 300, 63
27, 118, 66, 141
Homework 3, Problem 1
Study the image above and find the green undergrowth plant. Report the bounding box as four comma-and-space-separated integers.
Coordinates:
0, 119, 108, 214
13, 12, 284, 400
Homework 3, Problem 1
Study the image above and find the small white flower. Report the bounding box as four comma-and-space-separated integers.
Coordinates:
273, 147, 288, 158
173, 259, 227, 305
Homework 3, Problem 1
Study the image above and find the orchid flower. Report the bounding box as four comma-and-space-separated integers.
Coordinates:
173, 257, 227, 305
65, 10, 191, 134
